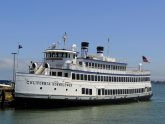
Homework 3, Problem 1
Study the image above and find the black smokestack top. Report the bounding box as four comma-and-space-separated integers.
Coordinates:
97, 46, 104, 53
81, 42, 89, 49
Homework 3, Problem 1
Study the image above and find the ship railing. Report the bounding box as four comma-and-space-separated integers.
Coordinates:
126, 70, 150, 75
63, 64, 150, 75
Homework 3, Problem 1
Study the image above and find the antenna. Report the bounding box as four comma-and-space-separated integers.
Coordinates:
63, 32, 67, 49
107, 37, 110, 57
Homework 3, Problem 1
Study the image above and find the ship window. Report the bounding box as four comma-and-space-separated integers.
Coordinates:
113, 89, 115, 95
89, 63, 91, 67
82, 88, 85, 94
98, 64, 100, 69
104, 76, 106, 82
46, 53, 50, 58
106, 65, 108, 70
114, 77, 116, 82
56, 53, 59, 57
108, 90, 110, 95
63, 53, 67, 58
92, 63, 94, 68
52, 72, 56, 76
105, 89, 107, 95
86, 62, 88, 67
98, 89, 101, 95
101, 76, 103, 81
76, 74, 80, 80
102, 89, 105, 95
84, 75, 87, 80
81, 74, 83, 80
89, 89, 92, 95
98, 76, 100, 81
88, 75, 91, 81
95, 63, 97, 68
64, 73, 68, 77
100, 64, 102, 69
91, 75, 94, 81
86, 88, 89, 94
109, 76, 111, 82
79, 61, 82, 66
103, 65, 105, 69
106, 76, 108, 82
73, 54, 76, 59
111, 77, 114, 82
72, 73, 75, 80
118, 77, 121, 82
52, 53, 55, 57
58, 72, 62, 77
95, 75, 97, 81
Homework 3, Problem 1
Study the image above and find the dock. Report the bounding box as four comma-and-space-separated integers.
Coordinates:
0, 80, 14, 109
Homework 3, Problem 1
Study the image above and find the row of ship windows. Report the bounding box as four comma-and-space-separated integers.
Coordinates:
72, 73, 150, 82
50, 71, 68, 77
46, 53, 76, 59
79, 61, 126, 71
82, 87, 152, 96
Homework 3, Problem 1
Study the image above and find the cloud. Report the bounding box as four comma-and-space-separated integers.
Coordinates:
0, 57, 29, 80
0, 58, 13, 69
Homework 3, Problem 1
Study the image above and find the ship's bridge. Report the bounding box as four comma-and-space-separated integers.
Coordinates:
44, 49, 78, 68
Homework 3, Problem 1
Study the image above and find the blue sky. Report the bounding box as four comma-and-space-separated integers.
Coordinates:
0, 0, 165, 80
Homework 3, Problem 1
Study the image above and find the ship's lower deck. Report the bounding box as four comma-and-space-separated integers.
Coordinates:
15, 73, 153, 108
14, 93, 153, 108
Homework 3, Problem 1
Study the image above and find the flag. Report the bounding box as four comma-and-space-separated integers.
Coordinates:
18, 44, 23, 49
108, 38, 110, 43
142, 56, 150, 63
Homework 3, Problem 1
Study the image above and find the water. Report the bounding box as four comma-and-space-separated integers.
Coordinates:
0, 83, 165, 124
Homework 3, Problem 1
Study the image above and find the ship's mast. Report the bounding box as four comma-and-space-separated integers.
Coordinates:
63, 32, 67, 49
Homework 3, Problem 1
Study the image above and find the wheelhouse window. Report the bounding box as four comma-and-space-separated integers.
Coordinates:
79, 61, 82, 66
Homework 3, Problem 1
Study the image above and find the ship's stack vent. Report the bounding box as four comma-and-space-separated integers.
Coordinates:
97, 46, 104, 57
81, 42, 89, 58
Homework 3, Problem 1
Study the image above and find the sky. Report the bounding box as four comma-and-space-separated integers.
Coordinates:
0, 0, 165, 81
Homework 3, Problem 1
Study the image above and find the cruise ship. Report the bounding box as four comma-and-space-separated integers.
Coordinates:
15, 37, 152, 108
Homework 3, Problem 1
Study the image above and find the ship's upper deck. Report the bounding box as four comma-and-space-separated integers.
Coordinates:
38, 42, 150, 76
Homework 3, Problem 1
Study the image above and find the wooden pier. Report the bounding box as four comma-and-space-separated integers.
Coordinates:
0, 85, 14, 109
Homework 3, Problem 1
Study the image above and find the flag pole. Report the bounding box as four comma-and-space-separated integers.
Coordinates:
11, 52, 17, 82
17, 43, 23, 68
106, 37, 110, 57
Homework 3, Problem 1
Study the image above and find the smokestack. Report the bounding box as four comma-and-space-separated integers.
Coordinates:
81, 42, 89, 58
97, 46, 104, 57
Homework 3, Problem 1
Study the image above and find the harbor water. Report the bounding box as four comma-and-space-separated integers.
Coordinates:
0, 83, 165, 124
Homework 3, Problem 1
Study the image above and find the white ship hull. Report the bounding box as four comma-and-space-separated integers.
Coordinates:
15, 73, 152, 108
14, 40, 152, 108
